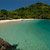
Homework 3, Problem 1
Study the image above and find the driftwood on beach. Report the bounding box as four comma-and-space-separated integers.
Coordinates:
0, 38, 20, 50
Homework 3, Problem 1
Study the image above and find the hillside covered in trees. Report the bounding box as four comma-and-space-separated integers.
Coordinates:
0, 2, 50, 20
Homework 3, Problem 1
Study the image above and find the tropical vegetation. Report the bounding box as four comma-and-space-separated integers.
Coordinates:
0, 2, 50, 20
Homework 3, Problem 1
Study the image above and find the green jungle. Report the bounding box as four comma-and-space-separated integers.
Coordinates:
0, 2, 50, 19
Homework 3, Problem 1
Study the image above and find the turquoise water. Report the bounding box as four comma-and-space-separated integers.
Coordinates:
0, 19, 50, 50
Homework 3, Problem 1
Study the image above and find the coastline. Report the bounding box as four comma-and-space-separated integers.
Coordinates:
0, 19, 38, 23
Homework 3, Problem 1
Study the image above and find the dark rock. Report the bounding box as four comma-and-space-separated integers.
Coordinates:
0, 38, 11, 46
0, 38, 19, 50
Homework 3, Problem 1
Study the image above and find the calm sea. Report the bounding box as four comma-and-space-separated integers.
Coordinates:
0, 19, 50, 50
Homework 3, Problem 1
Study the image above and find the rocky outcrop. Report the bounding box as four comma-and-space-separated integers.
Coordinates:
0, 38, 19, 50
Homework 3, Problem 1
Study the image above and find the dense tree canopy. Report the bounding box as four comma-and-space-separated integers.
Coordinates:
0, 2, 50, 19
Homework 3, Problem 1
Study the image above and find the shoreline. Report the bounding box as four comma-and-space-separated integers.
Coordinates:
0, 19, 38, 23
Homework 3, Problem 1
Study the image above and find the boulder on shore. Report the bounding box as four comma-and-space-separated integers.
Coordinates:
0, 38, 18, 50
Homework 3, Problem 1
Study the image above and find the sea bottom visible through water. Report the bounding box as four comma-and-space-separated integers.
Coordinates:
0, 19, 50, 50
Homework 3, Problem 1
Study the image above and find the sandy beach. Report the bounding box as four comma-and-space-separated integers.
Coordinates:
0, 19, 36, 23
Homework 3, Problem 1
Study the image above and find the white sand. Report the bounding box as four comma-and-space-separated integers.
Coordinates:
0, 19, 37, 23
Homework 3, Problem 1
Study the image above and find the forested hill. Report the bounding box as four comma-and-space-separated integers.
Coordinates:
0, 2, 50, 19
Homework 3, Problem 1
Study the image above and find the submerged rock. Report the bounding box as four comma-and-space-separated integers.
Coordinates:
0, 38, 19, 50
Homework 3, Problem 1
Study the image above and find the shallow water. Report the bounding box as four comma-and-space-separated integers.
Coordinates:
0, 19, 50, 50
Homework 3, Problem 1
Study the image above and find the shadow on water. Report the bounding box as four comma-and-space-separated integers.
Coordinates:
6, 44, 23, 50
6, 44, 18, 50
